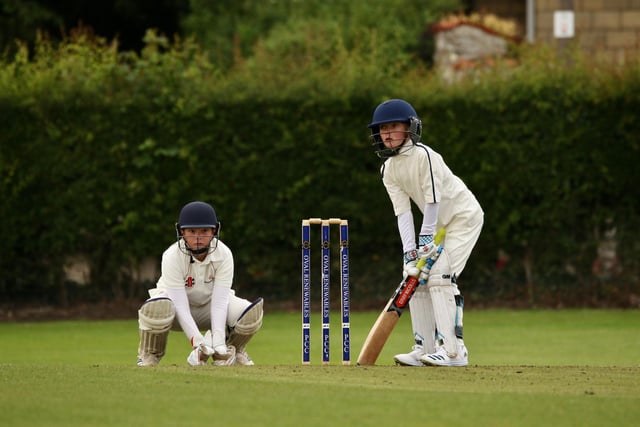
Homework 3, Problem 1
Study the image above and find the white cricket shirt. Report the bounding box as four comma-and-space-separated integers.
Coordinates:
381, 143, 482, 228
156, 240, 234, 307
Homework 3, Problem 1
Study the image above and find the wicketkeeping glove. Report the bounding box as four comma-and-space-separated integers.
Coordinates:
211, 330, 229, 357
187, 331, 215, 366
402, 249, 420, 279
187, 347, 211, 366
417, 234, 437, 260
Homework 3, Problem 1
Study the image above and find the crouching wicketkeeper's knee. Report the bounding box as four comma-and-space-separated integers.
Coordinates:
227, 297, 263, 352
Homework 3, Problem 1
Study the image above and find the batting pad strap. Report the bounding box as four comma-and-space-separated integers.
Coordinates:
138, 297, 176, 333
454, 295, 464, 339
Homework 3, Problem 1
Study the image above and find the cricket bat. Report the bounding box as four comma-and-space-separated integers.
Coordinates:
356, 231, 445, 366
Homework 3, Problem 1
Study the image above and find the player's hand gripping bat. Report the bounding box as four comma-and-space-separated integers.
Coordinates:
356, 232, 445, 366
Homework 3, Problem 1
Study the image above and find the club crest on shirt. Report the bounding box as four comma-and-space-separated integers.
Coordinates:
185, 277, 194, 288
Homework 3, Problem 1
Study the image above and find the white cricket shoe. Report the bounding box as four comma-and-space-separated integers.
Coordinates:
235, 349, 255, 366
137, 353, 160, 367
394, 345, 427, 366
420, 344, 468, 367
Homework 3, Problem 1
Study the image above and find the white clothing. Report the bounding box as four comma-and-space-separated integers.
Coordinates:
381, 143, 483, 277
149, 239, 251, 347
157, 240, 234, 297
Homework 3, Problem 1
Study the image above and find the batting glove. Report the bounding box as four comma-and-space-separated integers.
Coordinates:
403, 250, 420, 279
417, 234, 437, 260
418, 246, 443, 285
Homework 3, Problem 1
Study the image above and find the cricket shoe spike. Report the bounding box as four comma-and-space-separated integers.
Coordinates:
393, 345, 427, 367
420, 344, 468, 367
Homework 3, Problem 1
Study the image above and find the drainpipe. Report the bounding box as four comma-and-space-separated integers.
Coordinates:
526, 0, 535, 43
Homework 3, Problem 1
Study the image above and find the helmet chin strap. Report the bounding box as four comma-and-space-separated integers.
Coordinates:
188, 246, 209, 255
186, 246, 207, 264
387, 134, 409, 148
182, 236, 218, 257
393, 136, 414, 154
374, 135, 414, 159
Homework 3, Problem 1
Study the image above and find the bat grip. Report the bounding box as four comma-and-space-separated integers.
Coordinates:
418, 245, 444, 284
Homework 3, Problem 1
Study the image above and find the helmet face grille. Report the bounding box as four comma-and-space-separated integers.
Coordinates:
408, 116, 422, 142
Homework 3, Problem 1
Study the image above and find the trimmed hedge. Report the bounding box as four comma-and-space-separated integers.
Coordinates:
1, 35, 638, 309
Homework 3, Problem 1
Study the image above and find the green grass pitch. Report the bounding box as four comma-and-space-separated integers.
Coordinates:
1, 309, 639, 426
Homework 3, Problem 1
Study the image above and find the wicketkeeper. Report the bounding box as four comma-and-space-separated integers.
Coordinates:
368, 99, 484, 366
137, 201, 264, 367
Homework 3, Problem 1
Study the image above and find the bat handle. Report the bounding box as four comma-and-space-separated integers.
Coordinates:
418, 245, 444, 284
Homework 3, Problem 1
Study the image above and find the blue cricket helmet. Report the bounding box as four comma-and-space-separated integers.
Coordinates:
175, 201, 221, 256
368, 99, 422, 158
177, 201, 219, 230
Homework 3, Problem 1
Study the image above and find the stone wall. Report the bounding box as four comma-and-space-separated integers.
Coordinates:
471, 0, 640, 64
541, 0, 640, 63
432, 22, 514, 82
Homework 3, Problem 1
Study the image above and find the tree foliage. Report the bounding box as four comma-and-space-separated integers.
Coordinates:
182, 0, 459, 70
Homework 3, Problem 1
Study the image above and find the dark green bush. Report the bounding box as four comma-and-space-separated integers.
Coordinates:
1, 30, 638, 310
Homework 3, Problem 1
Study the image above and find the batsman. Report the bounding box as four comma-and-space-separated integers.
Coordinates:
366, 99, 483, 367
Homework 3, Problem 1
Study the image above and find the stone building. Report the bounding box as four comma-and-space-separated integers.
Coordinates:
467, 0, 640, 63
